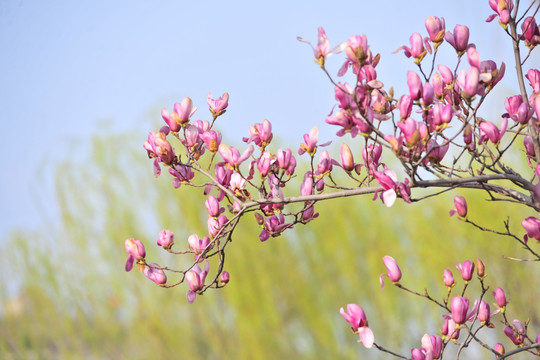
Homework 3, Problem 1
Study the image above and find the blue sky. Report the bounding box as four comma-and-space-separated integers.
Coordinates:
0, 0, 530, 240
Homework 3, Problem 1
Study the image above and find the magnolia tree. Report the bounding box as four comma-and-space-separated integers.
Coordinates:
125, 1, 540, 358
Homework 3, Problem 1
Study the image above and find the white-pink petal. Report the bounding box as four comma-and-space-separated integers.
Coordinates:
358, 326, 374, 348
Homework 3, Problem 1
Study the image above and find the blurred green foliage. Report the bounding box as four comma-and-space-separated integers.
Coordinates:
1, 132, 539, 359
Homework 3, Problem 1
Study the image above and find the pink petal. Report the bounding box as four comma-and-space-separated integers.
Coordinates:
382, 189, 397, 207
358, 326, 374, 348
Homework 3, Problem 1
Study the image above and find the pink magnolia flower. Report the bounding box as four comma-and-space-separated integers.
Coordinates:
504, 320, 526, 345
208, 215, 229, 238
257, 150, 273, 177
478, 60, 506, 89
494, 343, 505, 356
243, 119, 273, 148
317, 150, 333, 174
205, 195, 224, 218
411, 348, 425, 360
456, 260, 474, 281
340, 304, 374, 348
338, 34, 373, 76
503, 95, 533, 125
422, 82, 434, 105
373, 168, 411, 207
442, 317, 460, 340
432, 73, 445, 98
143, 131, 175, 165
161, 107, 181, 132
398, 94, 413, 119
143, 263, 167, 285
478, 119, 507, 144
182, 124, 200, 149
421, 334, 443, 360
301, 203, 319, 223
157, 229, 174, 249
478, 300, 491, 324
424, 139, 449, 164
522, 216, 540, 241
397, 117, 426, 147
425, 16, 446, 44
461, 67, 480, 97
407, 70, 423, 100
326, 109, 359, 137
362, 143, 382, 170
395, 32, 427, 63
259, 214, 293, 241
445, 25, 469, 53
486, 0, 514, 25
161, 97, 197, 131
443, 269, 455, 288
297, 27, 345, 66
466, 45, 481, 69
450, 296, 470, 324
186, 261, 210, 303
438, 64, 454, 84
340, 143, 355, 172
125, 238, 146, 272
380, 256, 402, 289
220, 271, 230, 285
207, 92, 229, 116
431, 103, 453, 128
218, 144, 254, 169
493, 287, 508, 309
199, 130, 222, 153
300, 173, 314, 197
449, 196, 468, 218
276, 148, 297, 176
374, 169, 399, 207
524, 135, 536, 158
526, 69, 540, 94
169, 164, 195, 188
299, 126, 320, 156
521, 17, 540, 48
229, 172, 246, 194
188, 234, 212, 259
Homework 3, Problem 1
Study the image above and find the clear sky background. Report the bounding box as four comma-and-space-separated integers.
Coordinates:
1, 0, 534, 241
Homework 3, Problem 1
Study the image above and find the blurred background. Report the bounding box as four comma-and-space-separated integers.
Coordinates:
1, 0, 539, 359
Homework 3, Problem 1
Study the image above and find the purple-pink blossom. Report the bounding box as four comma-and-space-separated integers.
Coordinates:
425, 16, 446, 44
380, 256, 402, 288
186, 261, 210, 303
218, 144, 254, 169
243, 119, 273, 148
443, 269, 455, 288
522, 216, 540, 241
340, 304, 374, 348
456, 260, 474, 281
125, 238, 146, 272
493, 287, 508, 309
445, 25, 469, 53
521, 17, 540, 48
486, 0, 514, 25
395, 32, 427, 63
157, 229, 174, 249
143, 263, 167, 285
450, 296, 469, 324
449, 196, 468, 218
207, 92, 229, 116
297, 27, 345, 66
